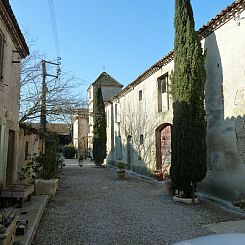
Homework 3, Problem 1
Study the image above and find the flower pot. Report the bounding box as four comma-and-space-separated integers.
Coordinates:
173, 194, 199, 204
153, 171, 164, 181
117, 169, 126, 178
35, 179, 59, 197
0, 215, 18, 245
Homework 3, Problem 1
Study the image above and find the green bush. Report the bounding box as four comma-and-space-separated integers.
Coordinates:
35, 134, 59, 179
63, 144, 76, 159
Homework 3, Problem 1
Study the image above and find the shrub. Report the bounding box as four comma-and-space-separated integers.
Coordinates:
63, 143, 76, 159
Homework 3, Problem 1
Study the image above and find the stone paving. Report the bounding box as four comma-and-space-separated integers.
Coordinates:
33, 159, 244, 245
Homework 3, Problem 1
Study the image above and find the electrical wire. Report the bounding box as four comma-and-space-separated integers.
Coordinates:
48, 0, 61, 58
60, 70, 91, 85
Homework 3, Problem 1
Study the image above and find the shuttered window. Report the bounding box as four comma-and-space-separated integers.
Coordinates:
0, 30, 4, 80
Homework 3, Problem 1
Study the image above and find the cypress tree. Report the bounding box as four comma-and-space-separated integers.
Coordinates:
92, 82, 107, 166
170, 0, 207, 197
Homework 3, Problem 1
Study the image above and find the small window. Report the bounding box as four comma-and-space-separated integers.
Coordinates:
139, 90, 142, 101
157, 74, 169, 112
140, 134, 144, 145
107, 110, 110, 127
0, 30, 4, 80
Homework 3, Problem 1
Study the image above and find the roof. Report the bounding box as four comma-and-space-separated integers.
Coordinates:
0, 0, 29, 58
31, 123, 71, 136
19, 122, 43, 136
113, 0, 245, 100
91, 72, 123, 88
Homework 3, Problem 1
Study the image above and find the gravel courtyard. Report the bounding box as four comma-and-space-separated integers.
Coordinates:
33, 160, 243, 245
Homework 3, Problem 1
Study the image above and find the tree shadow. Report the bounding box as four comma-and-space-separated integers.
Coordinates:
198, 32, 245, 202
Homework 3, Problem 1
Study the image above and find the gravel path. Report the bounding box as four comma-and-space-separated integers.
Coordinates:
33, 160, 243, 245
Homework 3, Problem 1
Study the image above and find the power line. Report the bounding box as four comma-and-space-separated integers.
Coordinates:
60, 71, 91, 85
48, 0, 61, 58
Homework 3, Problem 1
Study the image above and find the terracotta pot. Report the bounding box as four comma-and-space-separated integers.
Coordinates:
117, 169, 126, 178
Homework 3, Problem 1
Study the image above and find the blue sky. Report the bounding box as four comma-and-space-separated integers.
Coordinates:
10, 0, 234, 98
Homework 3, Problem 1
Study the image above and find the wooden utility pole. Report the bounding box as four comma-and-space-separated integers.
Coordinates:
41, 60, 47, 134
40, 59, 61, 134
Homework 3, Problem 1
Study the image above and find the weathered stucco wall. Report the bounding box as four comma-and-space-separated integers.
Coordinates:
106, 61, 174, 174
18, 128, 43, 182
106, 8, 245, 203
199, 9, 245, 202
0, 17, 22, 187
73, 115, 89, 158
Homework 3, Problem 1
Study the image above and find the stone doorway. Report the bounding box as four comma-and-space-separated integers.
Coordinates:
156, 124, 172, 175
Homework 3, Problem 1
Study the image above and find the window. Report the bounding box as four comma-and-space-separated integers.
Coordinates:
139, 90, 142, 101
161, 79, 167, 93
0, 30, 4, 80
115, 103, 120, 123
140, 134, 144, 145
157, 74, 169, 112
107, 109, 110, 127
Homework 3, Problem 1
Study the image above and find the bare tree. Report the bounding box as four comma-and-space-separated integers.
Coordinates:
19, 44, 86, 124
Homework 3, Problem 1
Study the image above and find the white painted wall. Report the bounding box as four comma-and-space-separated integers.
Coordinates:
106, 61, 174, 174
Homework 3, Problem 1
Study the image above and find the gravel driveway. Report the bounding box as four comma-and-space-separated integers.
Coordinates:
33, 160, 243, 245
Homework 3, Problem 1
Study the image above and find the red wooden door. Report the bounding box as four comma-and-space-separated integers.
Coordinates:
160, 125, 171, 169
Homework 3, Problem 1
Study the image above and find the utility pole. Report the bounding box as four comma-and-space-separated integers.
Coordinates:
40, 58, 61, 135
40, 60, 47, 134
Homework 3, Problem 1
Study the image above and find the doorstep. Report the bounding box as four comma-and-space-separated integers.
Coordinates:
14, 195, 48, 245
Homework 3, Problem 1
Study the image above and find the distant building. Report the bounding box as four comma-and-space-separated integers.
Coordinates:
73, 108, 89, 158
0, 0, 29, 187
31, 123, 72, 147
87, 72, 123, 157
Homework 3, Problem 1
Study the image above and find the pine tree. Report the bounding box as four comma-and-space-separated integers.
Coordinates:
92, 82, 107, 165
170, 0, 207, 197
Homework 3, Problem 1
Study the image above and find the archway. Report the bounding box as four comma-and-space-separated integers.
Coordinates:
155, 123, 172, 171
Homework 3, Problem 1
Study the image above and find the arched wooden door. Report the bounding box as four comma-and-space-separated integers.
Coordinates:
156, 124, 172, 172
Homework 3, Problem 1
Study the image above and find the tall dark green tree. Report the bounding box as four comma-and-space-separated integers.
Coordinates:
92, 82, 107, 166
170, 0, 207, 197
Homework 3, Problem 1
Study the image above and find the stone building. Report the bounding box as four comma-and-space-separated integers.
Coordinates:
105, 0, 245, 203
87, 72, 123, 157
73, 108, 89, 158
0, 0, 29, 187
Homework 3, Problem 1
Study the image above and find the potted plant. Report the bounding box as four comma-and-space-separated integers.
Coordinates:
153, 170, 164, 181
117, 162, 128, 178
34, 135, 59, 197
0, 208, 18, 245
